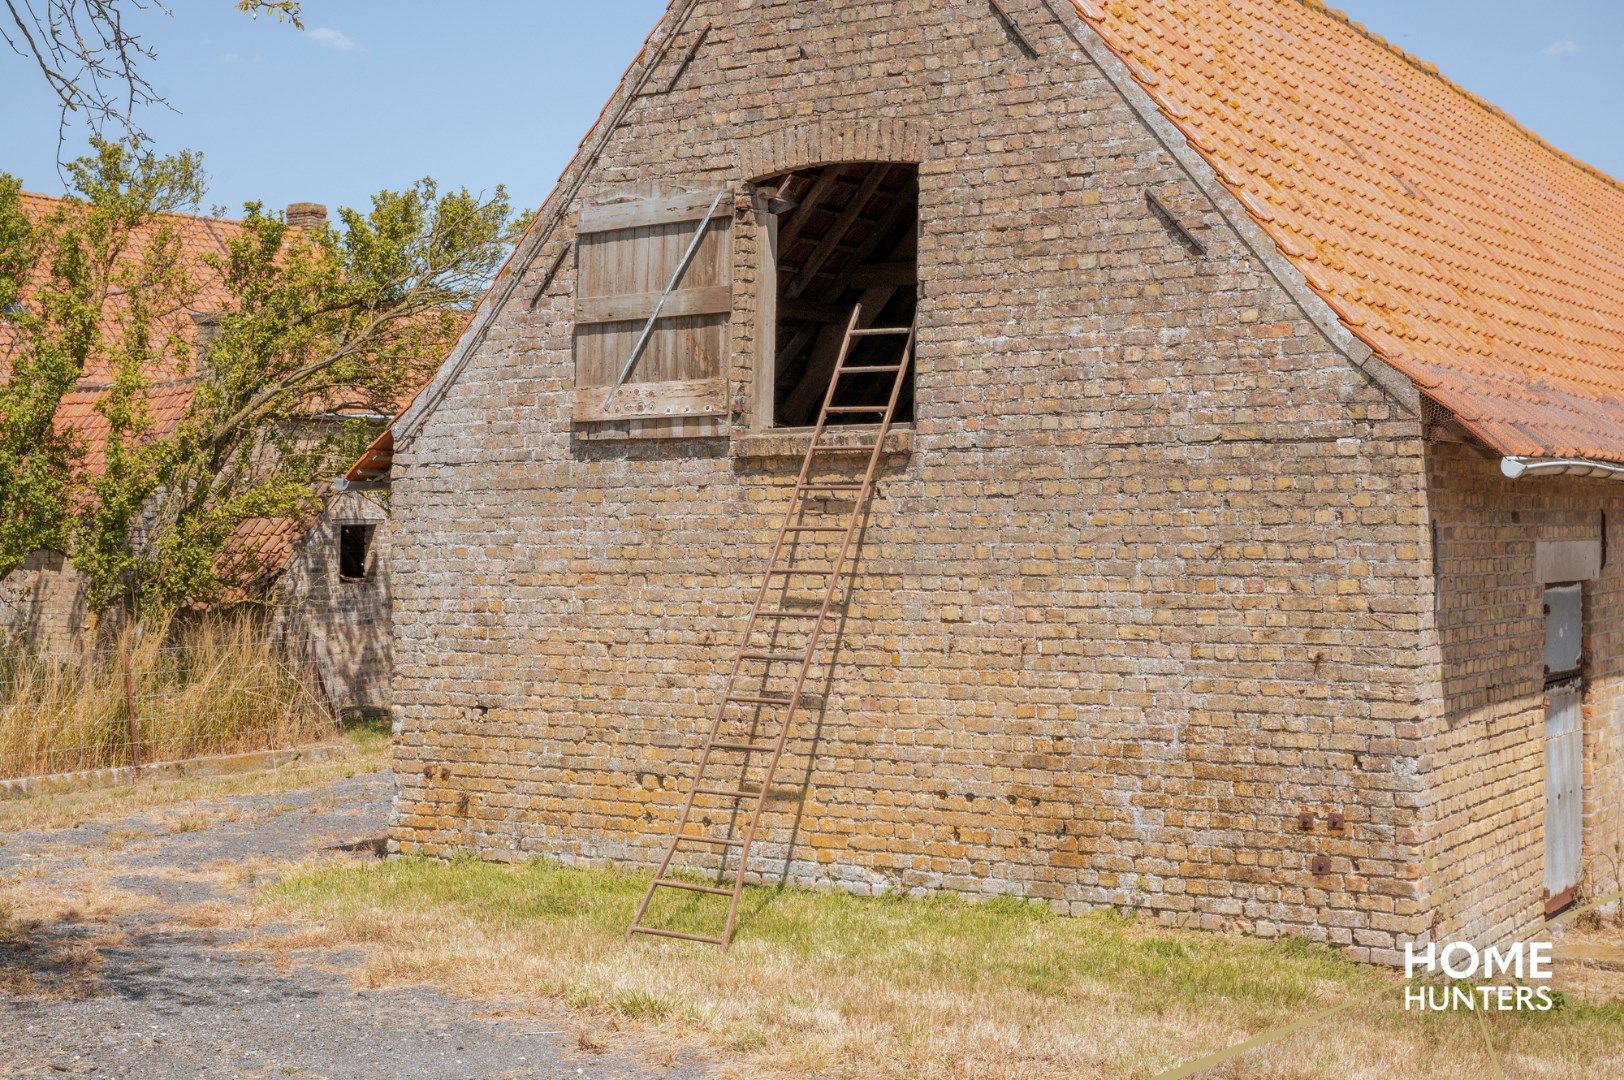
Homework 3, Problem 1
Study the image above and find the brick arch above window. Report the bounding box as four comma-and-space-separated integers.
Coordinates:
739, 119, 929, 183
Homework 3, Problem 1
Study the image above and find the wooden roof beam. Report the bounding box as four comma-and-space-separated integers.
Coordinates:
787, 168, 890, 300
849, 261, 917, 289
776, 167, 843, 251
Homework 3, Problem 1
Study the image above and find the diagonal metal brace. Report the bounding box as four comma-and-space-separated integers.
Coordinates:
604, 188, 728, 403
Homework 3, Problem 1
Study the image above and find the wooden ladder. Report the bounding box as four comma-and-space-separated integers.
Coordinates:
628, 304, 916, 949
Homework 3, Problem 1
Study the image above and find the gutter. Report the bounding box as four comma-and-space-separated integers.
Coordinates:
313, 411, 392, 423
1501, 457, 1624, 481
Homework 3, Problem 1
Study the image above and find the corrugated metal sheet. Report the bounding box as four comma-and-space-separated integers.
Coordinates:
1544, 680, 1583, 902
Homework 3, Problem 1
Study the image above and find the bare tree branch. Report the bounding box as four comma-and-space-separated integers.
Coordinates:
2, 0, 165, 156
1, 1, 302, 162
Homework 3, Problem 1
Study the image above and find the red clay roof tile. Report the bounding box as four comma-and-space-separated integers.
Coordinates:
0, 193, 242, 384
1077, 0, 1624, 461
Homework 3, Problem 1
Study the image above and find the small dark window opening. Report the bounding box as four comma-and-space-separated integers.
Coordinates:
759, 161, 919, 428
339, 524, 375, 582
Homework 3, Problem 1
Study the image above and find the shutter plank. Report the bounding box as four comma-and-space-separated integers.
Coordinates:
572, 183, 733, 425
573, 377, 725, 422
579, 189, 727, 233
576, 284, 732, 325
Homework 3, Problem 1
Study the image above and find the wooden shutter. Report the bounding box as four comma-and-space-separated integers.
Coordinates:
572, 188, 732, 426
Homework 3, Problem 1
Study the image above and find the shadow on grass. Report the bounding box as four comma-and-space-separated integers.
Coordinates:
337, 709, 392, 755
0, 905, 103, 1001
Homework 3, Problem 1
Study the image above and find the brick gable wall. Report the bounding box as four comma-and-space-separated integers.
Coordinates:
388, 0, 1439, 962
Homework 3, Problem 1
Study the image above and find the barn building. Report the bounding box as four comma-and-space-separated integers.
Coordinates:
386, 0, 1624, 963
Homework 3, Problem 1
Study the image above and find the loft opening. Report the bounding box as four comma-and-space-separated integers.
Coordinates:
758, 161, 918, 428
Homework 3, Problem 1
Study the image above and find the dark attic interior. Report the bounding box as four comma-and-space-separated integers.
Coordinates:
759, 161, 919, 428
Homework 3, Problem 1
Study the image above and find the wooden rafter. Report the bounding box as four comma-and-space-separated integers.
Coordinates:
781, 283, 898, 422
849, 261, 918, 290
776, 167, 844, 252
828, 176, 919, 296
788, 167, 890, 299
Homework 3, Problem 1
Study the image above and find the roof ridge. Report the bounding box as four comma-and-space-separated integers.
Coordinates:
1297, 0, 1624, 197
67, 373, 200, 392
19, 189, 245, 227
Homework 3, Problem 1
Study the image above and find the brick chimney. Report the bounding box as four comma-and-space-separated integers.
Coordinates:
286, 202, 328, 231
190, 312, 222, 375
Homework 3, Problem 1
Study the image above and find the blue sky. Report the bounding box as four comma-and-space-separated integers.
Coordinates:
1, 1, 1620, 220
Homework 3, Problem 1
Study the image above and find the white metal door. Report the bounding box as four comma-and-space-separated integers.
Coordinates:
1544, 680, 1583, 907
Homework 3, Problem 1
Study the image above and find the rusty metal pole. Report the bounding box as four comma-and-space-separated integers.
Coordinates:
122, 645, 141, 767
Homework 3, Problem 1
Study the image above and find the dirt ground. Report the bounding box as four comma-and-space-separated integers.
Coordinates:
0, 770, 706, 1079
5, 764, 1623, 1080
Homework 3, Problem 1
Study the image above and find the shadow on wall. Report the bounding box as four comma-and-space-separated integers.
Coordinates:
0, 551, 91, 656
271, 491, 394, 713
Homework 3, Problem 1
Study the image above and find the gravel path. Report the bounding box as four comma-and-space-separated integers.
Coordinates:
0, 772, 705, 1079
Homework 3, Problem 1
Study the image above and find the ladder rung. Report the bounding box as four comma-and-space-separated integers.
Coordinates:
740, 651, 805, 662
712, 738, 780, 750
630, 926, 726, 945
725, 691, 809, 706
799, 483, 864, 492
848, 327, 913, 336
767, 565, 836, 575
757, 610, 822, 620
654, 878, 735, 896
810, 443, 879, 453
676, 834, 747, 847
825, 405, 890, 414
693, 786, 764, 800
839, 364, 903, 373
781, 525, 847, 533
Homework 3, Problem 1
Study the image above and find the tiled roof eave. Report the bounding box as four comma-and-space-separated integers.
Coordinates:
1074, 0, 1624, 468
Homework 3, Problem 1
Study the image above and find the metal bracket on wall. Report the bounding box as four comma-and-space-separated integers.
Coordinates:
654, 24, 710, 95
527, 241, 573, 310
988, 0, 1040, 58
1146, 190, 1208, 256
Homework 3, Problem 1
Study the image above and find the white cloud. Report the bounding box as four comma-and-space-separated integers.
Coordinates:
307, 26, 361, 52
1542, 39, 1580, 56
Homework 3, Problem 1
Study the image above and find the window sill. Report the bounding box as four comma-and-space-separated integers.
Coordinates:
731, 425, 914, 461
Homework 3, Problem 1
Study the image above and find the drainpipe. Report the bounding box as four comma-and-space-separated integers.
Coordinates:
1501, 457, 1624, 482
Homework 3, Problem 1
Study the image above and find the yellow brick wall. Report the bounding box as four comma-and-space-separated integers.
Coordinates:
1423, 439, 1624, 947
389, 0, 1443, 963
0, 550, 90, 654
272, 490, 394, 711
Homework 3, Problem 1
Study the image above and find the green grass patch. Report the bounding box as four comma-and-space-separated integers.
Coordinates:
261, 856, 1624, 1078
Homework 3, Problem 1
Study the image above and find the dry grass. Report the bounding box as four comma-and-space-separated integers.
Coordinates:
260, 857, 1624, 1079
0, 713, 389, 833
0, 875, 150, 1001
0, 611, 335, 780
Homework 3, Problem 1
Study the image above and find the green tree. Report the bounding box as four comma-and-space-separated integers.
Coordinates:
0, 139, 203, 583
0, 138, 513, 620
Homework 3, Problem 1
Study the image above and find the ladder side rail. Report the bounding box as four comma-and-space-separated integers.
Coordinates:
720, 319, 917, 946
629, 305, 866, 936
